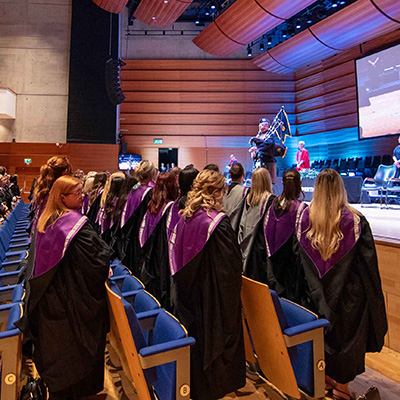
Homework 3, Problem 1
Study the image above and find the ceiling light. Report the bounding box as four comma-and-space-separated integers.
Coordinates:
247, 45, 252, 57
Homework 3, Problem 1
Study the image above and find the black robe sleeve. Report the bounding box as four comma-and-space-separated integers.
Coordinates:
22, 223, 110, 394
139, 213, 172, 310
172, 217, 246, 400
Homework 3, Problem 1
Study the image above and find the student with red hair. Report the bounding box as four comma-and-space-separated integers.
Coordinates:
139, 172, 179, 309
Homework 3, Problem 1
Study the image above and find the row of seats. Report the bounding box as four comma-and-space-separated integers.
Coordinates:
310, 154, 393, 177
108, 260, 330, 400
107, 260, 195, 400
0, 201, 30, 400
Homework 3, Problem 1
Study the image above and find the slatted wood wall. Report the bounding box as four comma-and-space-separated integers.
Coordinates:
0, 143, 119, 202
290, 28, 400, 165
120, 60, 295, 171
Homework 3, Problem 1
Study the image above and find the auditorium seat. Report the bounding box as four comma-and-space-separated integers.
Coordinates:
106, 281, 195, 400
382, 154, 392, 165
241, 276, 329, 400
356, 158, 366, 177
0, 303, 23, 400
361, 164, 397, 207
0, 284, 24, 305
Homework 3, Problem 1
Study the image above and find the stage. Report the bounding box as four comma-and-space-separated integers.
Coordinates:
353, 204, 400, 244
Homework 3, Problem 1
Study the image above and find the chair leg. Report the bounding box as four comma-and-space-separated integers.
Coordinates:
0, 336, 22, 400
312, 328, 326, 399
175, 346, 191, 400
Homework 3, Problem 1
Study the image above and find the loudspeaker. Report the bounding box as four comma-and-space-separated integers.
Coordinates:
120, 142, 128, 154
106, 58, 126, 105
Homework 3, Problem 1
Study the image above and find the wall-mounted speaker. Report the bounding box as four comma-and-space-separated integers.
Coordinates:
106, 58, 126, 105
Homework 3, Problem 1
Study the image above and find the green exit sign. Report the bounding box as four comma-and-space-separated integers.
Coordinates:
154, 139, 163, 144
24, 158, 32, 164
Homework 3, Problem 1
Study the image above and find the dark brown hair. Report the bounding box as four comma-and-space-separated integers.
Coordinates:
273, 169, 303, 212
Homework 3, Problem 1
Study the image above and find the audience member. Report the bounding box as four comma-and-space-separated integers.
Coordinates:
87, 172, 107, 225
139, 172, 179, 309
118, 160, 156, 275
203, 163, 219, 172
263, 169, 309, 304
170, 169, 246, 400
296, 169, 387, 399
18, 176, 110, 400
9, 174, 20, 197
31, 156, 72, 237
239, 167, 275, 276
223, 162, 247, 231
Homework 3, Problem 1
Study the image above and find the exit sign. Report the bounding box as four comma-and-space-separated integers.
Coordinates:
154, 138, 163, 144
24, 158, 32, 164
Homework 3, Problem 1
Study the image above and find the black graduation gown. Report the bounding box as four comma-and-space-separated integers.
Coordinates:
265, 204, 311, 307
19, 223, 110, 395
298, 216, 387, 383
241, 194, 275, 279
139, 212, 172, 310
116, 190, 153, 276
172, 217, 246, 400
87, 195, 102, 232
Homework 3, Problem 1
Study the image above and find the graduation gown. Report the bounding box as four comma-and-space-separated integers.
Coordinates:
138, 201, 174, 309
115, 184, 153, 276
296, 207, 388, 383
238, 193, 275, 276
223, 183, 248, 232
87, 190, 103, 231
263, 201, 311, 306
17, 211, 110, 395
170, 209, 246, 400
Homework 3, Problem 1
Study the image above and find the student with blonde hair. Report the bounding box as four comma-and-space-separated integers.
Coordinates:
238, 167, 275, 276
18, 176, 110, 400
117, 160, 156, 275
296, 169, 387, 400
169, 169, 245, 400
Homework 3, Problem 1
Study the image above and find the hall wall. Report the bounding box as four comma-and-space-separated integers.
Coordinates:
0, 0, 72, 143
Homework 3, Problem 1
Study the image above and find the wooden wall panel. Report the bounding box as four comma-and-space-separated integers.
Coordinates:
120, 102, 296, 114
296, 74, 356, 103
296, 87, 357, 114
121, 81, 295, 92
376, 241, 400, 352
120, 59, 294, 143
296, 114, 358, 136
92, 0, 128, 13
296, 100, 357, 124
0, 143, 118, 202
123, 91, 295, 103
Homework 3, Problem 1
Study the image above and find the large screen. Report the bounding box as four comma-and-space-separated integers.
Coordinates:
118, 154, 142, 170
356, 42, 400, 140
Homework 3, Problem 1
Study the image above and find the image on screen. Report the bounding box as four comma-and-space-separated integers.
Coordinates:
356, 42, 400, 140
119, 154, 142, 170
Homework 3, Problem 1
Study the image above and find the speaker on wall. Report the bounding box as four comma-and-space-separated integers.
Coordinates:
106, 58, 126, 105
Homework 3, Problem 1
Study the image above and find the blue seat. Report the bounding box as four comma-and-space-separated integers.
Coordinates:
241, 276, 329, 400
106, 281, 195, 400
110, 268, 145, 291
0, 303, 23, 400
0, 284, 24, 305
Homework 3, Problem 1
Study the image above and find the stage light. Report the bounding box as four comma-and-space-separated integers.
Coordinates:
210, 4, 216, 9
267, 36, 272, 45
260, 41, 264, 51
195, 18, 200, 24
339, 0, 346, 3
296, 19, 302, 29
307, 19, 313, 23
205, 7, 210, 15
152, 16, 156, 20
332, 1, 338, 7
282, 29, 287, 38
247, 45, 252, 57
163, 0, 168, 3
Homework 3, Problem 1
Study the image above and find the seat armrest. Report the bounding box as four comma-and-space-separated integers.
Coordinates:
283, 319, 329, 337
0, 285, 17, 294
139, 337, 196, 358
121, 289, 142, 304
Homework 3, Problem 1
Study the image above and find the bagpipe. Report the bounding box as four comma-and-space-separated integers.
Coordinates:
249, 106, 292, 159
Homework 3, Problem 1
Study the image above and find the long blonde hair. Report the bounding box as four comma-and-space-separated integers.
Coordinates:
247, 168, 273, 207
37, 176, 81, 233
307, 169, 361, 261
182, 169, 225, 220
135, 160, 156, 183
100, 172, 125, 208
